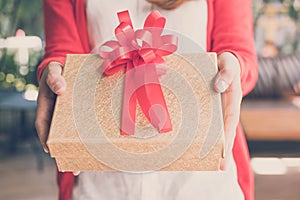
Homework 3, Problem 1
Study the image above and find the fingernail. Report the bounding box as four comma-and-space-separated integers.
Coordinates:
73, 171, 80, 176
215, 75, 228, 93
43, 147, 49, 153
42, 144, 49, 153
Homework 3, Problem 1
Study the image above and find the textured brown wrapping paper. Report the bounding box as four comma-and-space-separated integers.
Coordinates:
48, 53, 224, 171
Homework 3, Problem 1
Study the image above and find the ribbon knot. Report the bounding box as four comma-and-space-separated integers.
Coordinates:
99, 10, 178, 135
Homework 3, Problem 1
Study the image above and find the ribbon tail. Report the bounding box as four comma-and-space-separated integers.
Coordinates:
120, 63, 137, 135
135, 64, 172, 133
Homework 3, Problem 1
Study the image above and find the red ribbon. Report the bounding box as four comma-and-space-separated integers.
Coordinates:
99, 10, 178, 135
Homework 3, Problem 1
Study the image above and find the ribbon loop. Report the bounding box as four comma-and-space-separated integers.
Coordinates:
99, 10, 178, 135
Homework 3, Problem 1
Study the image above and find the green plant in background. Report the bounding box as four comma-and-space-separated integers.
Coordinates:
0, 49, 42, 91
0, 0, 43, 92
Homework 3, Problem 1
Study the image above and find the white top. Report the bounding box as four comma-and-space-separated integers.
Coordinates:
86, 0, 207, 52
72, 1, 244, 200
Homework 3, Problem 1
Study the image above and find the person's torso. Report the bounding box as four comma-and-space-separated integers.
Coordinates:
85, 0, 208, 51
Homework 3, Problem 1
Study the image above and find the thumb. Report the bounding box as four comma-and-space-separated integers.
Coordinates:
214, 72, 230, 93
214, 52, 240, 93
46, 62, 66, 95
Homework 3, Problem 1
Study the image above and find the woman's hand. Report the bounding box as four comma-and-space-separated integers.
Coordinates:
214, 52, 243, 170
35, 62, 80, 176
35, 62, 66, 153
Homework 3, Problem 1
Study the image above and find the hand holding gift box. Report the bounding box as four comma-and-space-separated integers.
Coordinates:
46, 10, 224, 172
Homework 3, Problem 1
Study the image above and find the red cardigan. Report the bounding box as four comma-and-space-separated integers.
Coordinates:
39, 1, 258, 200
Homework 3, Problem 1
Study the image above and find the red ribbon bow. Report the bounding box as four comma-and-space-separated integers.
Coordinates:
99, 10, 178, 135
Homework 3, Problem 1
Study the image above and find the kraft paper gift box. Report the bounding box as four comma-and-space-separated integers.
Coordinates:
47, 53, 225, 172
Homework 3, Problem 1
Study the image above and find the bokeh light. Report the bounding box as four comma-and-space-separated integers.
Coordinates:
5, 73, 15, 83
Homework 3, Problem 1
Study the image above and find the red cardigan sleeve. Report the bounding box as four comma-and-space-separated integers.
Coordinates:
208, 0, 258, 96
37, 0, 89, 81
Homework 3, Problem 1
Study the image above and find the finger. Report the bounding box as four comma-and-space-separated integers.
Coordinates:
220, 152, 232, 171
220, 127, 236, 170
73, 171, 80, 176
35, 71, 55, 153
220, 82, 242, 170
61, 171, 80, 176
214, 65, 238, 93
216, 53, 242, 171
220, 158, 225, 170
222, 82, 242, 135
46, 62, 66, 95
214, 72, 229, 93
214, 53, 240, 93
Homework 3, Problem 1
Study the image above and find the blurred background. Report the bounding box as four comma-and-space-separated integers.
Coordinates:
1, 0, 300, 199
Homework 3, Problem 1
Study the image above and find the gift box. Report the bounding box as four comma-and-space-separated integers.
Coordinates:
47, 52, 224, 172
47, 10, 224, 172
